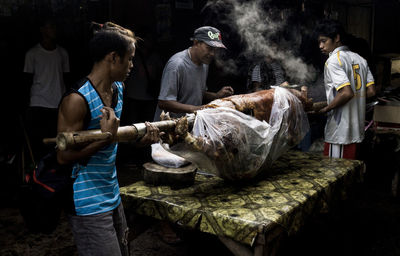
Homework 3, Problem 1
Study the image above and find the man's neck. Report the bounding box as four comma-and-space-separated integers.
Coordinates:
334, 42, 344, 51
40, 39, 56, 51
87, 64, 113, 93
188, 47, 201, 66
329, 44, 345, 55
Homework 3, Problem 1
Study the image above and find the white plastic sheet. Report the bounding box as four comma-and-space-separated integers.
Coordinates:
167, 87, 309, 180
151, 143, 189, 168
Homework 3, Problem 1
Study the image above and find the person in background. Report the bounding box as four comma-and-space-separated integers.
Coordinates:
153, 26, 234, 121
57, 23, 160, 256
23, 17, 69, 160
315, 19, 375, 159
247, 54, 287, 92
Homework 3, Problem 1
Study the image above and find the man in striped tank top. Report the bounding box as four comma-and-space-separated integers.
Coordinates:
315, 19, 376, 159
57, 25, 160, 256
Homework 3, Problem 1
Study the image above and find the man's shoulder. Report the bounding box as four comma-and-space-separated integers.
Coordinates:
56, 44, 67, 51
165, 50, 188, 69
61, 79, 90, 108
70, 78, 90, 92
326, 53, 339, 67
56, 45, 69, 56
25, 44, 41, 55
328, 48, 368, 68
169, 49, 187, 60
346, 50, 368, 65
326, 48, 352, 68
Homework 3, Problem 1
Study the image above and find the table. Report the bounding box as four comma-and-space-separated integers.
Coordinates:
120, 150, 365, 256
374, 129, 400, 197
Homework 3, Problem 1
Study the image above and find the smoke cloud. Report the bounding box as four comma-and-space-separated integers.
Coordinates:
204, 0, 317, 84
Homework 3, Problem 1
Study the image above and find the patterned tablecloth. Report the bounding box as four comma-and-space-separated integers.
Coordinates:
120, 150, 365, 246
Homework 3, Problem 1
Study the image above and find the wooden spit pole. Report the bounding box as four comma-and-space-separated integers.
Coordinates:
45, 100, 326, 151
46, 114, 195, 151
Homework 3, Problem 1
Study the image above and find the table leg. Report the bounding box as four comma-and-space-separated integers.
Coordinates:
219, 236, 253, 256
254, 234, 265, 256
125, 213, 153, 241
392, 171, 399, 197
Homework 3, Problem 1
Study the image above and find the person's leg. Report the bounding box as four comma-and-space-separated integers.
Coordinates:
324, 143, 343, 158
25, 107, 42, 160
25, 107, 58, 160
342, 143, 359, 160
113, 203, 130, 256
69, 209, 122, 256
324, 143, 359, 159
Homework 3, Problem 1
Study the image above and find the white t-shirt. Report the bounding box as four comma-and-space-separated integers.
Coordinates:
324, 46, 374, 144
24, 43, 69, 108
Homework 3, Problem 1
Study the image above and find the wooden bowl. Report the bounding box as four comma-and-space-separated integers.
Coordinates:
142, 162, 197, 189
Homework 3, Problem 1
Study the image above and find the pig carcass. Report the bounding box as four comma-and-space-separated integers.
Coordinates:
162, 86, 311, 181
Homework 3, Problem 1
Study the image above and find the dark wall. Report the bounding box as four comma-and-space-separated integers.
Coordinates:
109, 0, 208, 62
374, 0, 400, 54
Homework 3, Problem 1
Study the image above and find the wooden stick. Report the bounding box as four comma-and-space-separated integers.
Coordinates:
45, 114, 195, 151
42, 138, 57, 144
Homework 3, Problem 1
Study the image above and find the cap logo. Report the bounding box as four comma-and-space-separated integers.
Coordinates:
208, 31, 220, 40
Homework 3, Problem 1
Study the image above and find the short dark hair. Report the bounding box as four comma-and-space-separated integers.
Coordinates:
89, 30, 134, 63
315, 19, 347, 43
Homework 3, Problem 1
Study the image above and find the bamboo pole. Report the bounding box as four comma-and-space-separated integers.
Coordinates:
45, 114, 195, 151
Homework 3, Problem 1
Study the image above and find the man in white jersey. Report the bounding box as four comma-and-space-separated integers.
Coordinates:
24, 18, 69, 160
315, 19, 376, 159
153, 26, 234, 121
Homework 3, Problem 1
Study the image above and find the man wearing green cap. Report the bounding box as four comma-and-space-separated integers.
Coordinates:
153, 26, 234, 121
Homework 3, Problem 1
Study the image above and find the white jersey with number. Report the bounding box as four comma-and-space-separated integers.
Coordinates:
324, 46, 374, 145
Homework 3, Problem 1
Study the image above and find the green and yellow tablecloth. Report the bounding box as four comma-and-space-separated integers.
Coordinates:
120, 150, 364, 246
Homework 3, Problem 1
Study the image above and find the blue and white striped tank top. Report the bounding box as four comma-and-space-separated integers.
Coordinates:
72, 80, 123, 216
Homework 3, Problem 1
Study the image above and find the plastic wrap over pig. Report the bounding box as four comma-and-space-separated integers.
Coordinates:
165, 87, 310, 181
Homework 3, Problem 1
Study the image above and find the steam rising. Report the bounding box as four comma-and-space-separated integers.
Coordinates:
204, 0, 317, 84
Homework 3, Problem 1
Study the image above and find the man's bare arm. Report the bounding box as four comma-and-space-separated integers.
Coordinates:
367, 84, 376, 98
319, 85, 354, 114
158, 100, 202, 114
203, 86, 234, 102
57, 93, 115, 164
